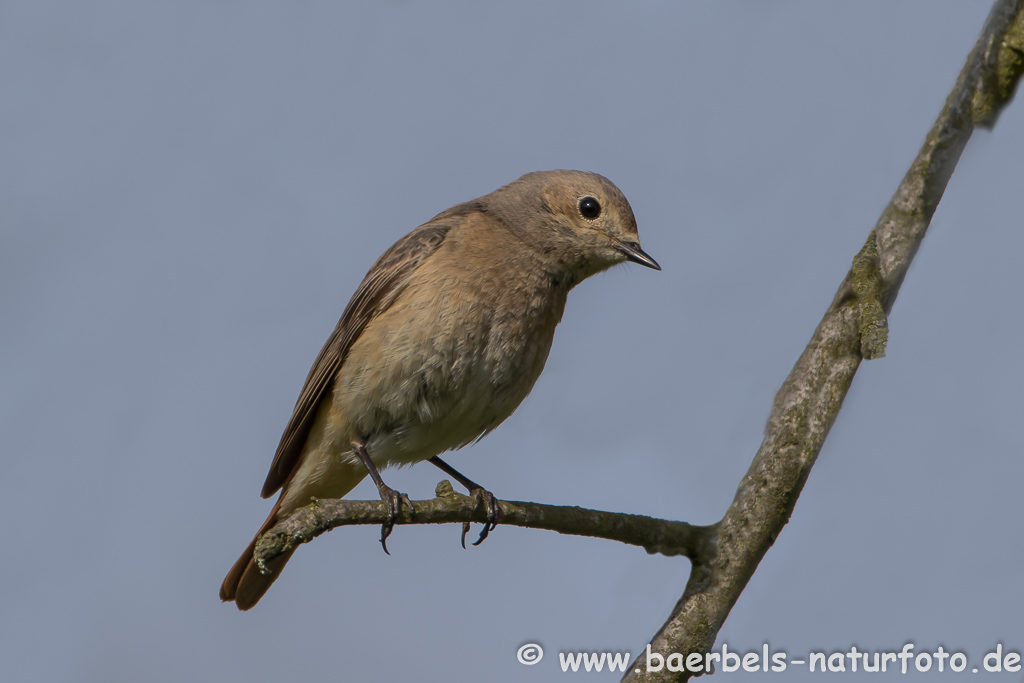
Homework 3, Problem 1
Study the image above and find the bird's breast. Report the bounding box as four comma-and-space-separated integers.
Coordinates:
331, 258, 569, 467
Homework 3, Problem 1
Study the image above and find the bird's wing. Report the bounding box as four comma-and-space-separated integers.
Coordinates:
260, 220, 454, 498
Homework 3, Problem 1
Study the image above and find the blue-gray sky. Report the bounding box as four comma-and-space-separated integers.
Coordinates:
2, 2, 1022, 681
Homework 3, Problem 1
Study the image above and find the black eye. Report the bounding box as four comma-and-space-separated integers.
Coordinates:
578, 196, 601, 220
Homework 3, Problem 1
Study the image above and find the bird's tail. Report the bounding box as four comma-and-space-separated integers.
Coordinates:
219, 498, 294, 611
220, 458, 370, 610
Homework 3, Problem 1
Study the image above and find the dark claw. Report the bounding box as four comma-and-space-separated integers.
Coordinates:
425, 456, 499, 547
468, 487, 500, 547
378, 486, 412, 555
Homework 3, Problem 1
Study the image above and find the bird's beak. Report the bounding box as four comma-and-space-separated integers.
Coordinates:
614, 240, 661, 270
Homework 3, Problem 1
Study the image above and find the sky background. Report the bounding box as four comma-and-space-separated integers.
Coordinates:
3, 2, 1023, 681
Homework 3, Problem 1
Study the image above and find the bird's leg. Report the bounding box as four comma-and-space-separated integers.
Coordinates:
353, 441, 411, 555
428, 456, 500, 548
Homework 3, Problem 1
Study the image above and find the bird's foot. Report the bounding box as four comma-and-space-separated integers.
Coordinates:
461, 487, 500, 548
377, 485, 412, 555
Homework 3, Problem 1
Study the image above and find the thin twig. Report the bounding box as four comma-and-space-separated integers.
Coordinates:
255, 479, 715, 574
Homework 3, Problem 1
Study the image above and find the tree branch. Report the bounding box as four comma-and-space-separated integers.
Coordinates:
251, 3, 1023, 679
254, 480, 715, 573
625, 1, 1024, 680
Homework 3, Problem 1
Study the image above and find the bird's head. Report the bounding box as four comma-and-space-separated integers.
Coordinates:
485, 170, 660, 284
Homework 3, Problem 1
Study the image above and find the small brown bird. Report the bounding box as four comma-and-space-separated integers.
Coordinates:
220, 170, 659, 610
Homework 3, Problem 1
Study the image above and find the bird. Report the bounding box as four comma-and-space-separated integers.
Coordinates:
220, 169, 660, 610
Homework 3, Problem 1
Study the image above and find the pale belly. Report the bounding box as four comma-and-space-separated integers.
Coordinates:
335, 278, 559, 469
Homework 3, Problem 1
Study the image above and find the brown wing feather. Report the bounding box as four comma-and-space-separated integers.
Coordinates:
260, 220, 455, 498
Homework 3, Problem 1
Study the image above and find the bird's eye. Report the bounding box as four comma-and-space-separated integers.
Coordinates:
578, 196, 601, 220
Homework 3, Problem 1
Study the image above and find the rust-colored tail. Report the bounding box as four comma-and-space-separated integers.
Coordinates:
220, 499, 295, 611
222, 458, 370, 610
